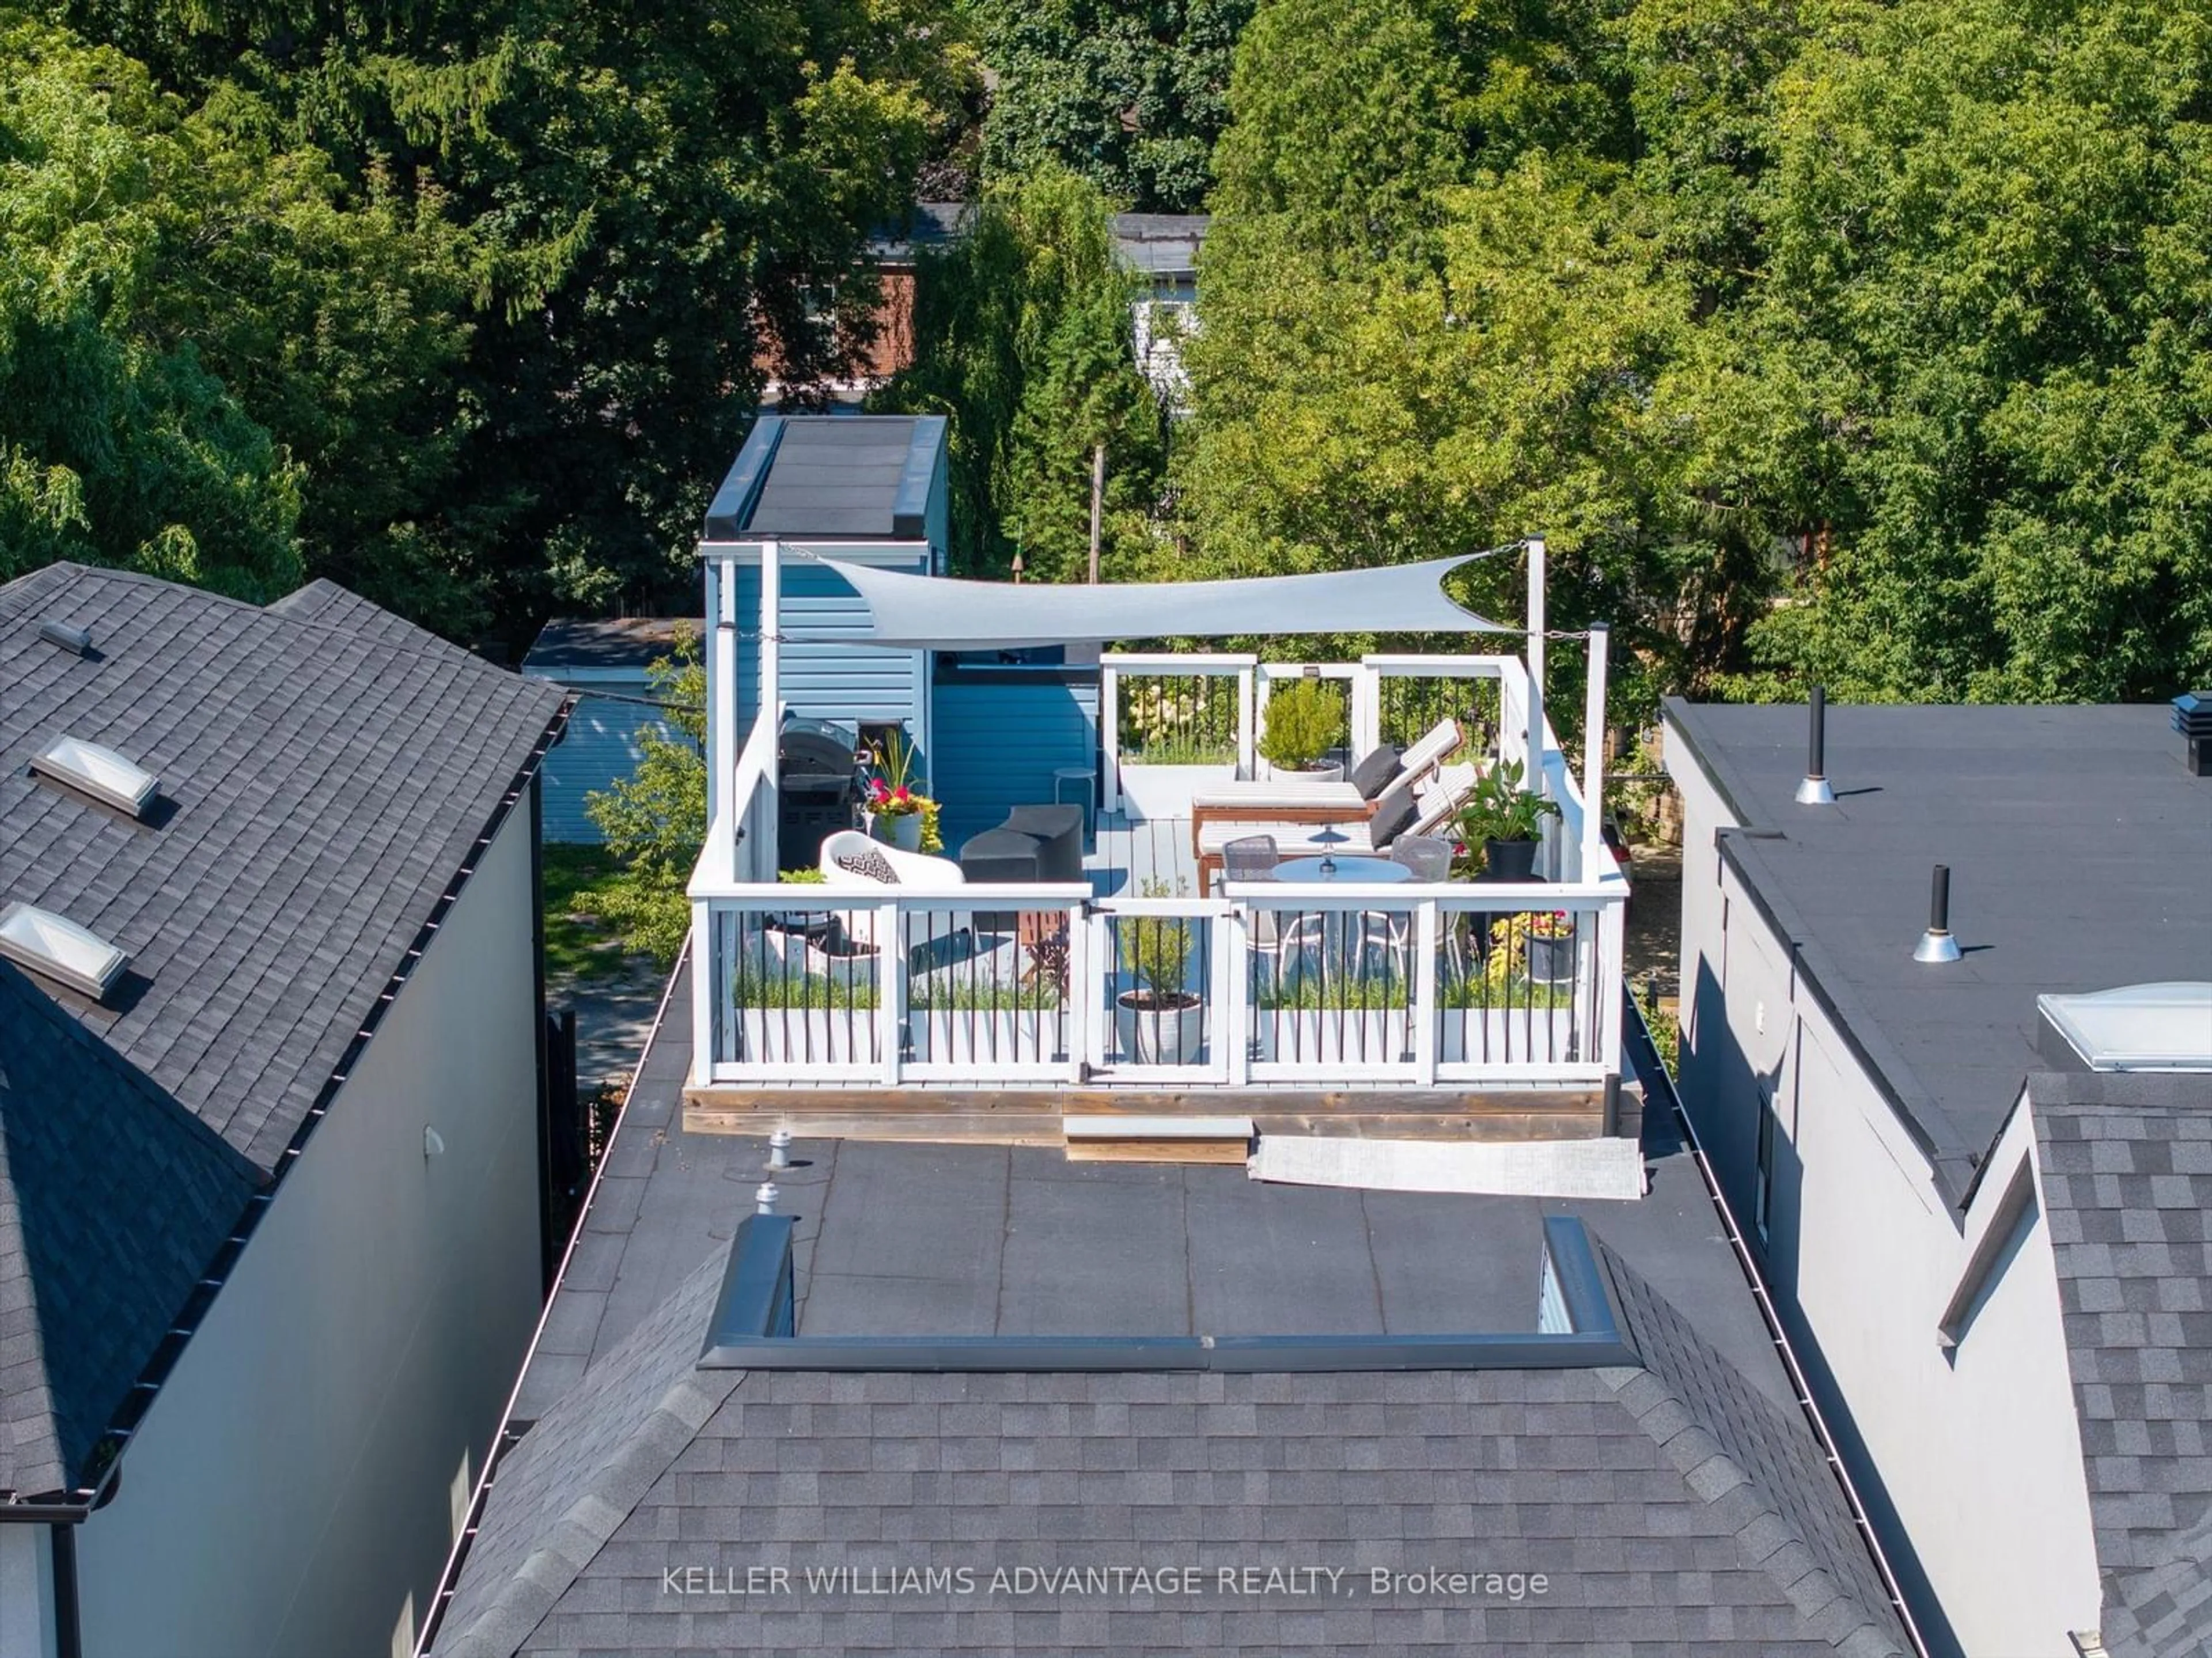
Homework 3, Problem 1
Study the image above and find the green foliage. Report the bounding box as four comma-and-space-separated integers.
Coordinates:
1122, 876, 1195, 1004
583, 629, 704, 967
540, 844, 643, 981
975, 0, 1253, 212
16, 0, 969, 636
1256, 677, 1344, 771
0, 20, 304, 595
873, 163, 1163, 579
1180, 0, 2212, 710
1453, 759, 1559, 846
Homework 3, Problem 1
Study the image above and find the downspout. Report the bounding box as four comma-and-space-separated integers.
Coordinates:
52, 1522, 81, 1658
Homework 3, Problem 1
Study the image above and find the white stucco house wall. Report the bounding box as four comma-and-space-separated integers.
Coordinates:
0, 566, 571, 1658
1663, 698, 2212, 1658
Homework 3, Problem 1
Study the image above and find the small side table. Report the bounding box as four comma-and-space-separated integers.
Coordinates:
1052, 765, 1096, 847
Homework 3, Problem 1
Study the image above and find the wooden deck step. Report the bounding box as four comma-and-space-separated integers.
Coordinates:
1063, 1113, 1253, 1165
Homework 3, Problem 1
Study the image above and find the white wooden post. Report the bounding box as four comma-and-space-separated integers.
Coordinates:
1064, 900, 1090, 1084
1100, 665, 1121, 812
877, 900, 904, 1085
1582, 624, 1609, 884
1351, 664, 1381, 760
1085, 905, 1112, 1072
1222, 906, 1251, 1085
1412, 899, 1440, 1086
703, 560, 725, 825
757, 538, 782, 867
1525, 536, 1547, 792
1236, 666, 1256, 781
1209, 911, 1240, 1085
690, 902, 714, 1086
1596, 898, 1626, 1076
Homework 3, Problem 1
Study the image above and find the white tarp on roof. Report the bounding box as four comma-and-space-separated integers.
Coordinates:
798, 553, 1513, 649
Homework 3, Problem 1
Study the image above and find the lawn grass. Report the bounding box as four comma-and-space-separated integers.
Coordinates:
541, 844, 646, 981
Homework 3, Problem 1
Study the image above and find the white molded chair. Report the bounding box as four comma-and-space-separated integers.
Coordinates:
818, 829, 965, 949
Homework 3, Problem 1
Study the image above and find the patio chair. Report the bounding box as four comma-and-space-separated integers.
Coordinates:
1222, 834, 1282, 955
1390, 835, 1455, 882
818, 829, 965, 950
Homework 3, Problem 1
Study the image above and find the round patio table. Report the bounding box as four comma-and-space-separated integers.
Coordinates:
1274, 856, 1412, 884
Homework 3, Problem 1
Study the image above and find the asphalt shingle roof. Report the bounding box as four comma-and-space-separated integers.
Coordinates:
0, 562, 567, 1496
1665, 700, 2212, 1199
0, 963, 260, 1497
0, 563, 567, 1169
2032, 1070, 2212, 1658
431, 1233, 1908, 1656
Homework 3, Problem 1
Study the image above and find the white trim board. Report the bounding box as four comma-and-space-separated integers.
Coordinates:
1248, 1135, 1645, 1201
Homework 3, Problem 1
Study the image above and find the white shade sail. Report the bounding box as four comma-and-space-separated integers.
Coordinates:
796, 554, 1514, 649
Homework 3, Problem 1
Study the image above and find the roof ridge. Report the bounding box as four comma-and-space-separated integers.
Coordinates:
1597, 1363, 1904, 1656
430, 1255, 745, 1656
1593, 1244, 1909, 1656
0, 561, 270, 620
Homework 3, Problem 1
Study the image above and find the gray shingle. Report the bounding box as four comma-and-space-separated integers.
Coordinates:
2032, 1072, 2212, 1658
429, 1254, 1910, 1656
0, 563, 566, 1497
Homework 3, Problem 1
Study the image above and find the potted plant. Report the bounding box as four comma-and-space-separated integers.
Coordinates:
1454, 759, 1560, 880
861, 729, 931, 851
1257, 677, 1346, 782
1115, 877, 1204, 1063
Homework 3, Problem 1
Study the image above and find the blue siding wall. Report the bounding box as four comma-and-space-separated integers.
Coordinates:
934, 676, 1100, 842
533, 676, 670, 842
733, 563, 929, 750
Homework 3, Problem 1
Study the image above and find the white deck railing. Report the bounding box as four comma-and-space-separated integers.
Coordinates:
689, 650, 1627, 1092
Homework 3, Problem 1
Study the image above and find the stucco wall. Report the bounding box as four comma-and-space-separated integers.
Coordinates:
0, 1525, 55, 1658
1666, 718, 2102, 1657
72, 800, 544, 1658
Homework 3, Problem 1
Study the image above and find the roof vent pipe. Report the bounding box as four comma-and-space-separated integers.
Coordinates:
1796, 686, 1835, 805
1914, 864, 1962, 964
767, 1129, 791, 1170
755, 1182, 781, 1216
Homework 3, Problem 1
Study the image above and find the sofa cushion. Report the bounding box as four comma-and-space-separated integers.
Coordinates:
1346, 743, 1403, 800
833, 843, 900, 885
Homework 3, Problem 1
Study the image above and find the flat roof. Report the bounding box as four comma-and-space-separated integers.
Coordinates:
516, 964, 1795, 1420
521, 616, 682, 673
1665, 700, 2212, 1198
702, 414, 945, 543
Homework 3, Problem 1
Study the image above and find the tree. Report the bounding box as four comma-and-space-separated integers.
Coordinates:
30, 0, 974, 638
0, 20, 304, 596
974, 0, 1254, 213
585, 629, 704, 966
874, 164, 1163, 580
1732, 0, 2212, 702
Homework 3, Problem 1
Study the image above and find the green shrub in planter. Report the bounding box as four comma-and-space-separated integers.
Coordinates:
1258, 678, 1344, 773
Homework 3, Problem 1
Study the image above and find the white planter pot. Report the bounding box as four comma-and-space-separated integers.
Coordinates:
763, 928, 879, 993
1115, 762, 1236, 823
1253, 1008, 1411, 1066
908, 1008, 1064, 1069
866, 812, 924, 851
736, 1008, 878, 1067
1438, 1007, 1580, 1066
1115, 994, 1206, 1065
1262, 760, 1344, 784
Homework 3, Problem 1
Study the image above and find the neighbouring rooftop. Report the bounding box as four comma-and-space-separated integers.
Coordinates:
1664, 700, 2212, 1195
0, 563, 569, 1498
521, 616, 683, 676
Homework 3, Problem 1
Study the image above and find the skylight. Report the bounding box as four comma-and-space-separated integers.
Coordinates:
0, 903, 129, 999
2039, 982, 2212, 1073
31, 735, 159, 818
